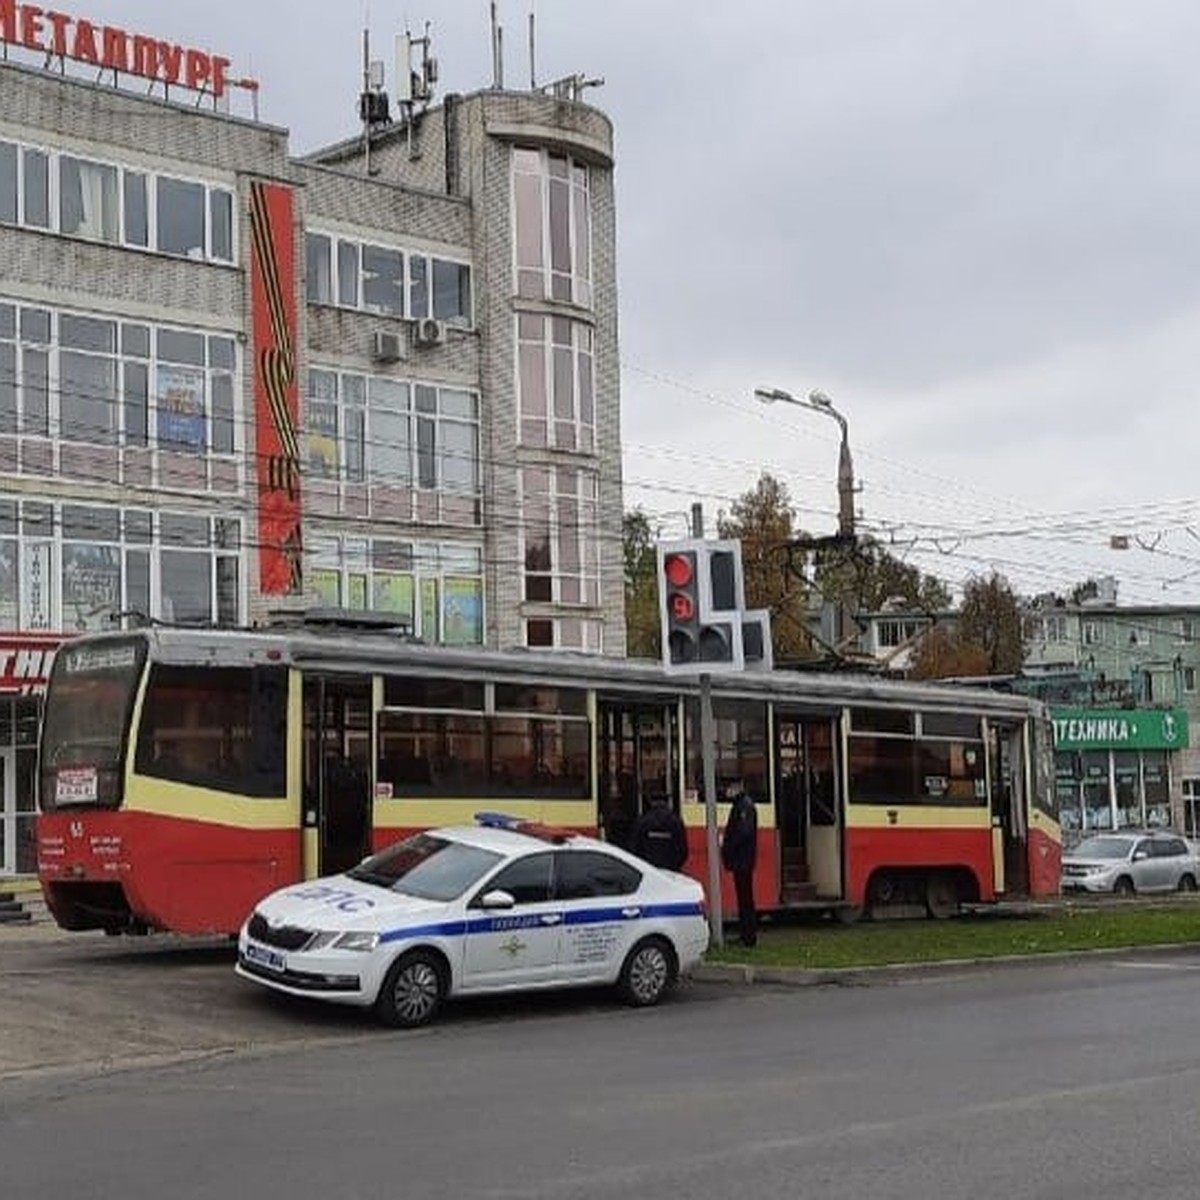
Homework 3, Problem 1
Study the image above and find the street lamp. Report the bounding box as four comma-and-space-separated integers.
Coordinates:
754, 386, 856, 538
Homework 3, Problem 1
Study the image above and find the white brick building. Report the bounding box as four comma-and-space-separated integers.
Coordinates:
0, 29, 625, 875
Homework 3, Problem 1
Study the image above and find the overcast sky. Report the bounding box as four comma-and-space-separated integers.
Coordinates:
45, 1, 1200, 605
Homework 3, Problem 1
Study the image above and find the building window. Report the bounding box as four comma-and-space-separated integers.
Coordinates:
0, 299, 239, 472
304, 368, 478, 500
304, 232, 473, 326
1183, 666, 1196, 695
517, 314, 594, 451
0, 137, 235, 263
1175, 617, 1197, 643
522, 616, 603, 652
512, 147, 592, 307
0, 499, 242, 630
877, 618, 927, 649
1082, 621, 1100, 647
520, 466, 600, 608
305, 537, 483, 646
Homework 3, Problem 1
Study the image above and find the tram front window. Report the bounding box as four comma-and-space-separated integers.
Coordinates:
40, 637, 147, 811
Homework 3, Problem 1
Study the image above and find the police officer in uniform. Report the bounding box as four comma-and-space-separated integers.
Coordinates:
628, 795, 689, 872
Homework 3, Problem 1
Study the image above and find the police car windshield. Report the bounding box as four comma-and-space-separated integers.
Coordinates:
348, 834, 503, 901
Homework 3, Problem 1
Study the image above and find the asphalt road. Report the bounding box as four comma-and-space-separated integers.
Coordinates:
4, 930, 1200, 1198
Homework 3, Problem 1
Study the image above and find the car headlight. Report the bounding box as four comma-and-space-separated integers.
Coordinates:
332, 931, 380, 952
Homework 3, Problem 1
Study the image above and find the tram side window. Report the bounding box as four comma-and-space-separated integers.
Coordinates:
377, 710, 489, 797
685, 699, 768, 803
135, 664, 287, 797
490, 715, 590, 798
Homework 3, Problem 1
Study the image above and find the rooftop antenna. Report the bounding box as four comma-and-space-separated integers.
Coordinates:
528, 3, 536, 89
490, 1, 504, 89
396, 23, 437, 160
358, 24, 390, 176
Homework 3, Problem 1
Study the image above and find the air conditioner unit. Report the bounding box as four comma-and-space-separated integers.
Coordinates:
412, 317, 446, 347
371, 330, 404, 363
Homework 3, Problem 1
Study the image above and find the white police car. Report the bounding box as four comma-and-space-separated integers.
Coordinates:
236, 813, 709, 1027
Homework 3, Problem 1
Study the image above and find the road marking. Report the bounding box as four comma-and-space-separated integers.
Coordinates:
1109, 960, 1200, 971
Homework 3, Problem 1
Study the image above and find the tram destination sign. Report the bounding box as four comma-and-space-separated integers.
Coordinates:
0, 1, 255, 101
1051, 707, 1189, 751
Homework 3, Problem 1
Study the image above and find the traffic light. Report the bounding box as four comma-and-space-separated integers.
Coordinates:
657, 540, 747, 672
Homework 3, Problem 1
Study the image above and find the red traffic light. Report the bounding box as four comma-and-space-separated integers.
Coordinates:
663, 553, 694, 588
670, 592, 695, 621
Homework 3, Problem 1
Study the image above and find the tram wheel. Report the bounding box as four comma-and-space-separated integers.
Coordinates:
924, 873, 960, 920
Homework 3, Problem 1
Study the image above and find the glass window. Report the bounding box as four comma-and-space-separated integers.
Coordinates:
377, 710, 488, 798
349, 835, 501, 901
211, 372, 235, 454
210, 189, 233, 262
0, 343, 14, 435
306, 233, 332, 304
23, 149, 49, 228
432, 259, 471, 324
337, 241, 359, 307
133, 664, 287, 797
124, 361, 149, 447
362, 244, 404, 314
383, 676, 485, 710
490, 715, 591, 798
161, 550, 212, 622
477, 852, 554, 905
60, 352, 117, 444
409, 255, 429, 319
123, 171, 148, 247
60, 157, 119, 242
0, 141, 15, 223
157, 177, 206, 258
156, 364, 206, 452
554, 851, 641, 900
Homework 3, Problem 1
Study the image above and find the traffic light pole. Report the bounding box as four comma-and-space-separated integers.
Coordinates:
700, 672, 723, 949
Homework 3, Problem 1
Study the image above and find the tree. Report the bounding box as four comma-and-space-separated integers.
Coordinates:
958, 572, 1025, 674
909, 572, 1025, 679
815, 538, 951, 618
623, 508, 660, 659
717, 473, 815, 662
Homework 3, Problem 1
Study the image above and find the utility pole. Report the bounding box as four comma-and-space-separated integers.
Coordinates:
692, 503, 724, 949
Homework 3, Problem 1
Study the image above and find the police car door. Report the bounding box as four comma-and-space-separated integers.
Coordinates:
554, 849, 645, 983
461, 851, 562, 990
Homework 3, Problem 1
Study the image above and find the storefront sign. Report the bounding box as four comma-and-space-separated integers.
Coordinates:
0, 3, 251, 99
0, 633, 63, 692
1052, 708, 1190, 751
249, 180, 302, 596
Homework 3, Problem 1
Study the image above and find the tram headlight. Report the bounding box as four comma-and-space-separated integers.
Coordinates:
333, 931, 381, 952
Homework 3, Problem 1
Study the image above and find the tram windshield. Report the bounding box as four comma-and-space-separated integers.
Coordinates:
40, 636, 147, 811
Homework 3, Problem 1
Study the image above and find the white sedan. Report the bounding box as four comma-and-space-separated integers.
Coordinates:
236, 813, 710, 1027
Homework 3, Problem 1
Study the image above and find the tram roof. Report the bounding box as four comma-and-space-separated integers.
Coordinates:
74, 625, 1048, 719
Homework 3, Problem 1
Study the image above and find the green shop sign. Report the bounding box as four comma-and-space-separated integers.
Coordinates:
1051, 708, 1190, 751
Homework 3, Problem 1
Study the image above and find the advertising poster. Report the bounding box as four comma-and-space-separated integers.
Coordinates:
249, 180, 302, 594
310, 568, 341, 607
62, 544, 121, 630
156, 365, 206, 451
443, 578, 483, 646
306, 404, 338, 479
372, 574, 414, 623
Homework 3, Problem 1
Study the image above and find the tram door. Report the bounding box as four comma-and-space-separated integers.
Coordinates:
989, 722, 1029, 896
775, 713, 841, 902
598, 701, 679, 849
302, 676, 374, 877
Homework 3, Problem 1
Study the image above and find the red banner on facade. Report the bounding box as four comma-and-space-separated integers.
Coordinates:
0, 633, 64, 693
249, 180, 302, 596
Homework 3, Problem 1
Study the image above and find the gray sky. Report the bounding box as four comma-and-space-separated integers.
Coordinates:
48, 1, 1200, 604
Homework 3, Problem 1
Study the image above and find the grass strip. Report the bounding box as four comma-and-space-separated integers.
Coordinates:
706, 905, 1200, 970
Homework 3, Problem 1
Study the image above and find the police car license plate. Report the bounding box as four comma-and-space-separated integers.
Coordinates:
245, 941, 286, 973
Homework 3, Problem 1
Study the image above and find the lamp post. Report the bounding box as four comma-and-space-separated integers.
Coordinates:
754, 387, 856, 538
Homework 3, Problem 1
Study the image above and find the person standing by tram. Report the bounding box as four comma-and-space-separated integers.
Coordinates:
628, 795, 689, 872
721, 779, 759, 947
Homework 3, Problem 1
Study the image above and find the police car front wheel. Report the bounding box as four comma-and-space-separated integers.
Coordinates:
618, 937, 676, 1008
376, 950, 448, 1028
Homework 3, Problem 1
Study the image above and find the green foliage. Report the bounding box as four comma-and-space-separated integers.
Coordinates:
815, 537, 951, 617
623, 508, 660, 659
717, 474, 815, 661
958, 572, 1025, 674
707, 904, 1200, 969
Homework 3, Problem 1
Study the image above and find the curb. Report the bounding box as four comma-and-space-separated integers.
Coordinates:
692, 940, 1200, 988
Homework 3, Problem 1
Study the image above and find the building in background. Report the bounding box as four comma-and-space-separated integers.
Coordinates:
0, 11, 624, 875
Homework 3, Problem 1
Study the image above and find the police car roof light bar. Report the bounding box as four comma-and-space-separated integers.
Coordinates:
474, 812, 576, 844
